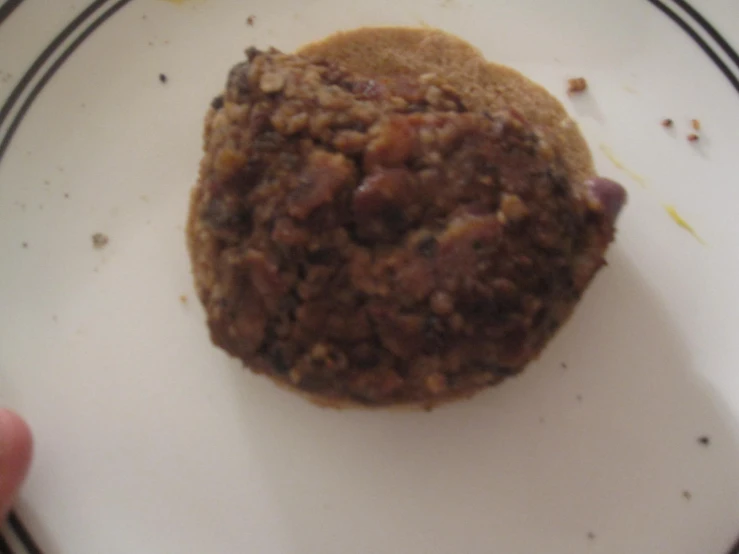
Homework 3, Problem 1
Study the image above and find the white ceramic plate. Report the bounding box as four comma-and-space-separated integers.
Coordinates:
2, 1, 739, 552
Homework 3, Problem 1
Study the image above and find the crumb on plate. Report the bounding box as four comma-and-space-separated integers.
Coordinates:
567, 77, 588, 94
92, 233, 109, 249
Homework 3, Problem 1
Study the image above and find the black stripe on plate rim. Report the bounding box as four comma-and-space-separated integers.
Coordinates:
0, 531, 13, 554
0, 0, 24, 28
8, 512, 43, 554
647, 0, 739, 95
0, 0, 134, 164
0, 0, 114, 148
670, 0, 739, 71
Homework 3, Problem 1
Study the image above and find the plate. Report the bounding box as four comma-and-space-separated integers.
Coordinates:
2, 1, 739, 552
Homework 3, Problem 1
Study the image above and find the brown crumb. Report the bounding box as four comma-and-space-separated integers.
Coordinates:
92, 233, 109, 249
587, 532, 596, 541
682, 490, 692, 500
691, 119, 701, 131
64, 193, 69, 199
560, 362, 568, 369
661, 118, 673, 128
179, 294, 188, 304
247, 15, 256, 26
698, 435, 710, 446
159, 73, 168, 84
576, 394, 583, 402
687, 133, 699, 142
21, 242, 28, 249
567, 77, 588, 94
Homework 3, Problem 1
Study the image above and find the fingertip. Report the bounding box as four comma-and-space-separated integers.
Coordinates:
0, 409, 33, 517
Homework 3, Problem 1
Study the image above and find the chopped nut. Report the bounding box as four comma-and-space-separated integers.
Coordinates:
567, 77, 588, 94
661, 118, 673, 128
260, 72, 286, 94
92, 233, 109, 249
425, 373, 447, 394
691, 118, 701, 131
500, 193, 529, 222
430, 290, 455, 316
687, 133, 699, 142
179, 295, 188, 304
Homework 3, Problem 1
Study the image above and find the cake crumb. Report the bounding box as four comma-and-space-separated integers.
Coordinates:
691, 119, 701, 131
247, 15, 256, 25
687, 133, 699, 142
560, 362, 568, 369
92, 233, 109, 249
587, 532, 596, 541
21, 242, 28, 249
567, 77, 588, 94
661, 118, 673, 128
159, 73, 168, 84
179, 294, 188, 304
682, 490, 692, 500
698, 435, 711, 446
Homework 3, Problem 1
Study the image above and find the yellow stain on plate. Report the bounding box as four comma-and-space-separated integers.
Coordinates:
664, 205, 705, 245
599, 144, 647, 188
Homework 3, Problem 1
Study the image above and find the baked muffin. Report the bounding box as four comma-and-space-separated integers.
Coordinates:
187, 28, 626, 407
